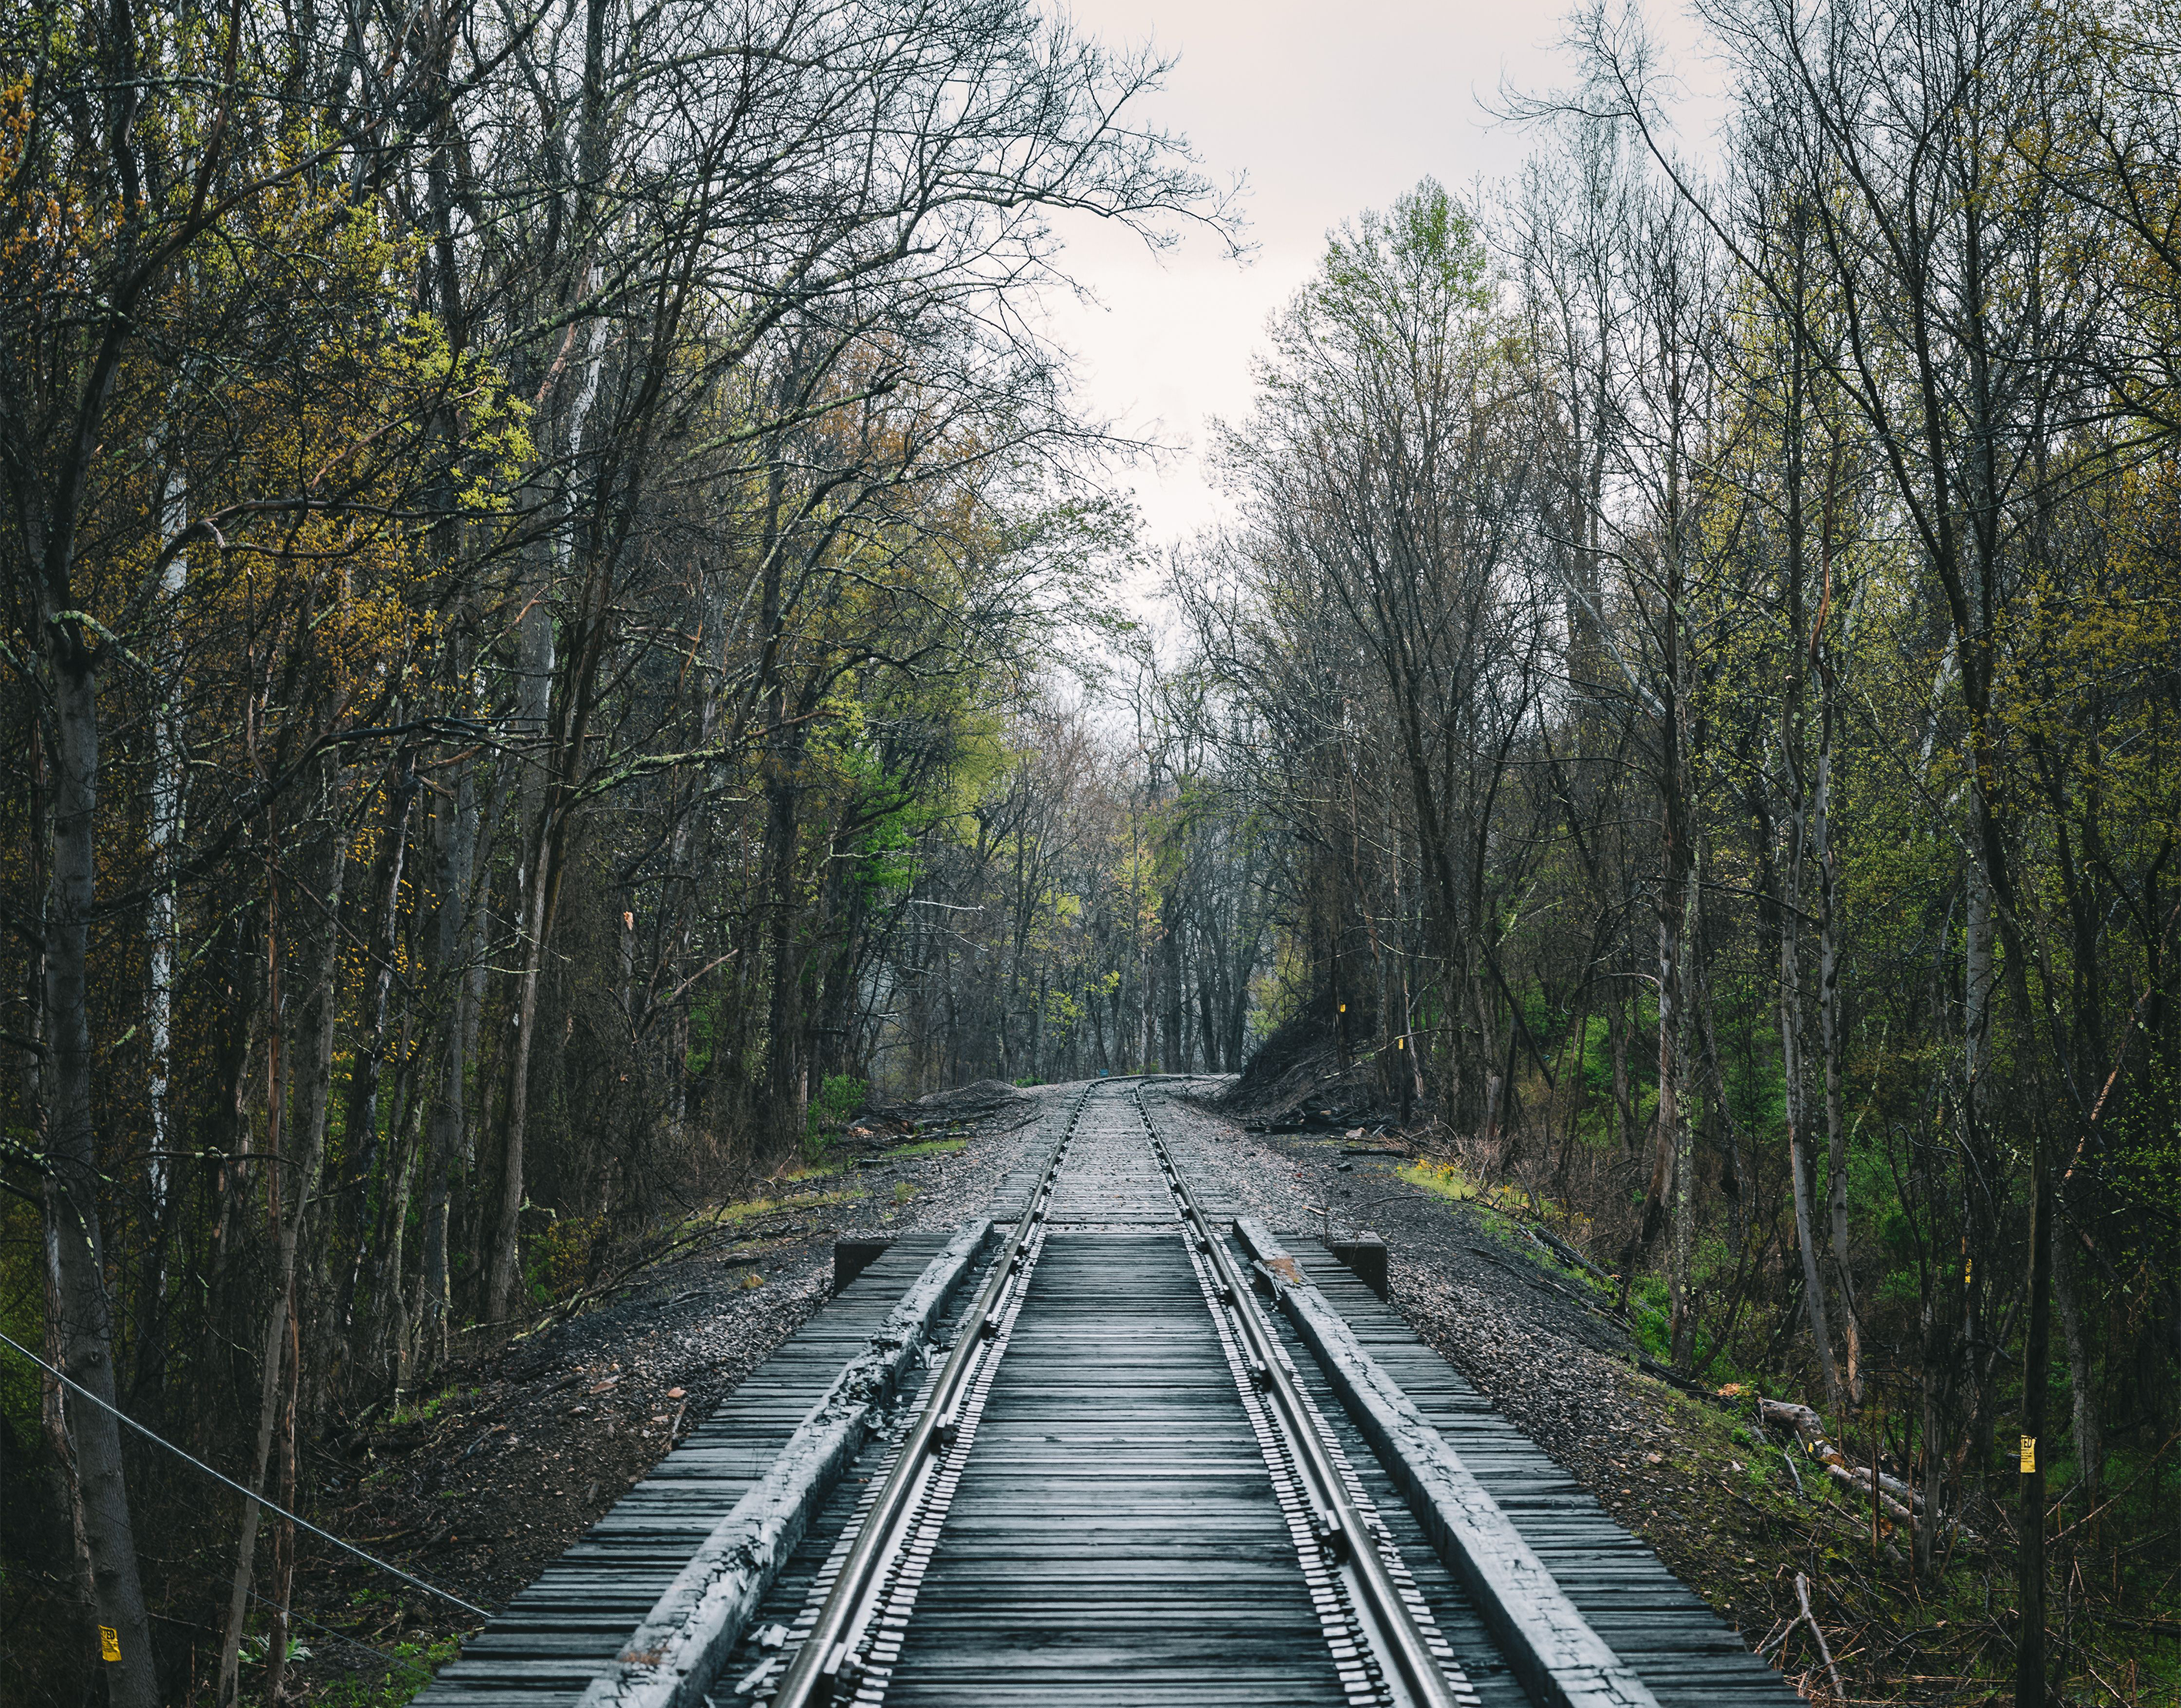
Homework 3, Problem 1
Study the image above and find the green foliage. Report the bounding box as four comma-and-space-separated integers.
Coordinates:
386, 1390, 452, 1428
0, 1197, 44, 1436
1398, 1159, 1532, 1216
804, 1074, 866, 1162
523, 1212, 604, 1306
307, 1633, 462, 1707
1312, 177, 1492, 332
684, 1000, 718, 1079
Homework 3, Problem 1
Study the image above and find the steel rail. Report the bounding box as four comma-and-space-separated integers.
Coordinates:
768, 1104, 1079, 1708
1145, 1116, 1464, 1708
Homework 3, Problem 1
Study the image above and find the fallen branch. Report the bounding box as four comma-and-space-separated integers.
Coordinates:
1795, 1573, 1847, 1703
2099, 1614, 2181, 1639
1523, 1220, 1622, 1289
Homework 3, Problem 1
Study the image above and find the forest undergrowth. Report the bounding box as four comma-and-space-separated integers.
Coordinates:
1407, 1102, 2181, 1707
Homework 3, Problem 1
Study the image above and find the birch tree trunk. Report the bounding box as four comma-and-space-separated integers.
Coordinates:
1781, 806, 1844, 1409
146, 465, 188, 1223
1815, 667, 1859, 1402
418, 756, 479, 1369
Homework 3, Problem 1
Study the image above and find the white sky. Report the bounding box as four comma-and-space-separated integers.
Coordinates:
1040, 0, 1722, 565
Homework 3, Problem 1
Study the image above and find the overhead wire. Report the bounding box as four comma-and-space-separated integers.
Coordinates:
0, 1328, 489, 1618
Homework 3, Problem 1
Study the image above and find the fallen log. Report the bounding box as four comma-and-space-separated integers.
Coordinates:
1822, 1460, 1916, 1529
1758, 1398, 1979, 1548
1839, 1461, 1925, 1513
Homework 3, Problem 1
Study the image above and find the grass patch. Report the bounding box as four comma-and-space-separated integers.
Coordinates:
1398, 1159, 1482, 1200
773, 1158, 853, 1185
385, 1389, 452, 1429
884, 1138, 967, 1160
702, 1186, 863, 1229
1397, 1160, 1532, 1216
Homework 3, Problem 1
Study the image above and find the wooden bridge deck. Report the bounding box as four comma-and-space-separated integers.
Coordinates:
419, 1083, 1794, 1707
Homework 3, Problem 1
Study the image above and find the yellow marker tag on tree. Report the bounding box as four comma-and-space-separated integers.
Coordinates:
2019, 1435, 2036, 1473
99, 1626, 120, 1663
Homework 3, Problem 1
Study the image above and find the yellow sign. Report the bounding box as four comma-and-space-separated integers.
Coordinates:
1396, 1036, 1405, 1049
98, 1626, 120, 1663
2019, 1435, 2036, 1473
1338, 1003, 1346, 1013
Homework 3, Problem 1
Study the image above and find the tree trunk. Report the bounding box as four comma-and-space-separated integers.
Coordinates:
335, 752, 421, 1350
1916, 1280, 1947, 1582
146, 464, 188, 1225
1965, 856, 1996, 1116
1963, 858, 1998, 1481
218, 813, 349, 1699
365, 1033, 426, 1395
1815, 679, 1859, 1403
1668, 838, 1702, 1367
2017, 1143, 2053, 1708
488, 473, 562, 1323
2050, 1226, 2099, 1509
1692, 968, 1746, 1260
40, 644, 160, 1708
1610, 988, 1634, 1156
488, 836, 552, 1321
1647, 615, 1693, 1353
215, 952, 331, 1703
1781, 803, 1843, 1409
763, 752, 807, 1137
418, 756, 478, 1372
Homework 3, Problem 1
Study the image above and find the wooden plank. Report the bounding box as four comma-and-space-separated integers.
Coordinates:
1238, 1216, 1666, 1708
1240, 1220, 1799, 1708
565, 1221, 992, 1708
880, 1233, 1349, 1707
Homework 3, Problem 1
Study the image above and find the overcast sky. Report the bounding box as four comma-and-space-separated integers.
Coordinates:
1038, 0, 1720, 561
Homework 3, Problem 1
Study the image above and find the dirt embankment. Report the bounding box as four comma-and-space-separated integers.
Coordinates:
1218, 995, 1399, 1134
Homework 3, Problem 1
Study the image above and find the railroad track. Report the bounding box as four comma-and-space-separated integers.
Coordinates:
425, 1080, 1794, 1708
